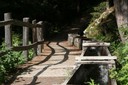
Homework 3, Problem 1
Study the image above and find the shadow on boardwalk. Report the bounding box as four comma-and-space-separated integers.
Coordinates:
25, 42, 70, 85
7, 27, 81, 85
7, 41, 70, 85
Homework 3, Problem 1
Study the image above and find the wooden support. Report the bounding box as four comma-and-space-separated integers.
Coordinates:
37, 21, 43, 54
108, 64, 117, 85
110, 79, 117, 85
68, 33, 79, 46
74, 37, 82, 49
76, 56, 117, 61
76, 60, 115, 64
4, 13, 12, 48
32, 20, 37, 56
83, 42, 110, 47
22, 17, 29, 61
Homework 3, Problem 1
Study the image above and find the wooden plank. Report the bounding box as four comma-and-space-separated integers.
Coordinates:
4, 13, 12, 48
76, 60, 115, 64
76, 56, 117, 60
83, 42, 110, 47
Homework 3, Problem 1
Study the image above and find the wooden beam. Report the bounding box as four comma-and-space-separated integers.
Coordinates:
83, 42, 110, 47
76, 56, 117, 60
13, 20, 42, 28
0, 19, 13, 27
76, 60, 115, 64
11, 40, 44, 51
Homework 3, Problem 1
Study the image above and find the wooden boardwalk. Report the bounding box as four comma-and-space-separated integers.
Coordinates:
10, 41, 81, 85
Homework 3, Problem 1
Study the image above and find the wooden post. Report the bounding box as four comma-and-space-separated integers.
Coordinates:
23, 17, 29, 61
108, 64, 117, 85
37, 21, 43, 54
32, 20, 37, 56
4, 13, 12, 48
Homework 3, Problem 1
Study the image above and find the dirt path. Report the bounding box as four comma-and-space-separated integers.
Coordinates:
9, 39, 81, 85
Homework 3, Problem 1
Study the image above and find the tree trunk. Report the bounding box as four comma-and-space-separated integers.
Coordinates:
84, 7, 114, 38
114, 0, 128, 43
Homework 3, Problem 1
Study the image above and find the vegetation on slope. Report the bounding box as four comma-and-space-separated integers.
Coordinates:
84, 1, 128, 85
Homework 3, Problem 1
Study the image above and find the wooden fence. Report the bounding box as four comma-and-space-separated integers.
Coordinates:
0, 13, 44, 61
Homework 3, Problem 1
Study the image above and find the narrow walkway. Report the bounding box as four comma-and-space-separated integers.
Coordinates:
11, 40, 81, 85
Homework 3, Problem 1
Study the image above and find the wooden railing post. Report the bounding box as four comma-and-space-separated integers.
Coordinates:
32, 20, 37, 56
23, 17, 29, 61
37, 21, 43, 54
4, 13, 12, 48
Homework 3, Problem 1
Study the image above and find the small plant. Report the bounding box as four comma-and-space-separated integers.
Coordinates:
87, 79, 99, 85
28, 41, 34, 61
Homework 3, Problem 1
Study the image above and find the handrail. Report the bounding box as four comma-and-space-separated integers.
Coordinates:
0, 19, 13, 27
13, 19, 43, 28
0, 40, 44, 57
0, 13, 44, 61
11, 40, 44, 51
0, 19, 42, 28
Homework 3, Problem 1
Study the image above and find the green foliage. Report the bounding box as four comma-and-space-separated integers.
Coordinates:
85, 2, 128, 85
28, 41, 34, 61
0, 51, 25, 83
87, 79, 99, 85
118, 26, 128, 43
117, 64, 128, 85
84, 2, 117, 41
0, 33, 37, 84
90, 2, 106, 22
110, 63, 128, 85
0, 34, 25, 84
12, 34, 22, 46
113, 42, 128, 65
109, 41, 128, 85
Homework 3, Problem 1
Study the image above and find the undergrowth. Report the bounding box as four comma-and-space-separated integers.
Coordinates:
109, 26, 128, 85
0, 34, 34, 84
86, 1, 128, 85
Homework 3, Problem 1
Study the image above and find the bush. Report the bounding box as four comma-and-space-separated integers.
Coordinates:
0, 34, 34, 83
0, 34, 25, 84
110, 42, 128, 85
